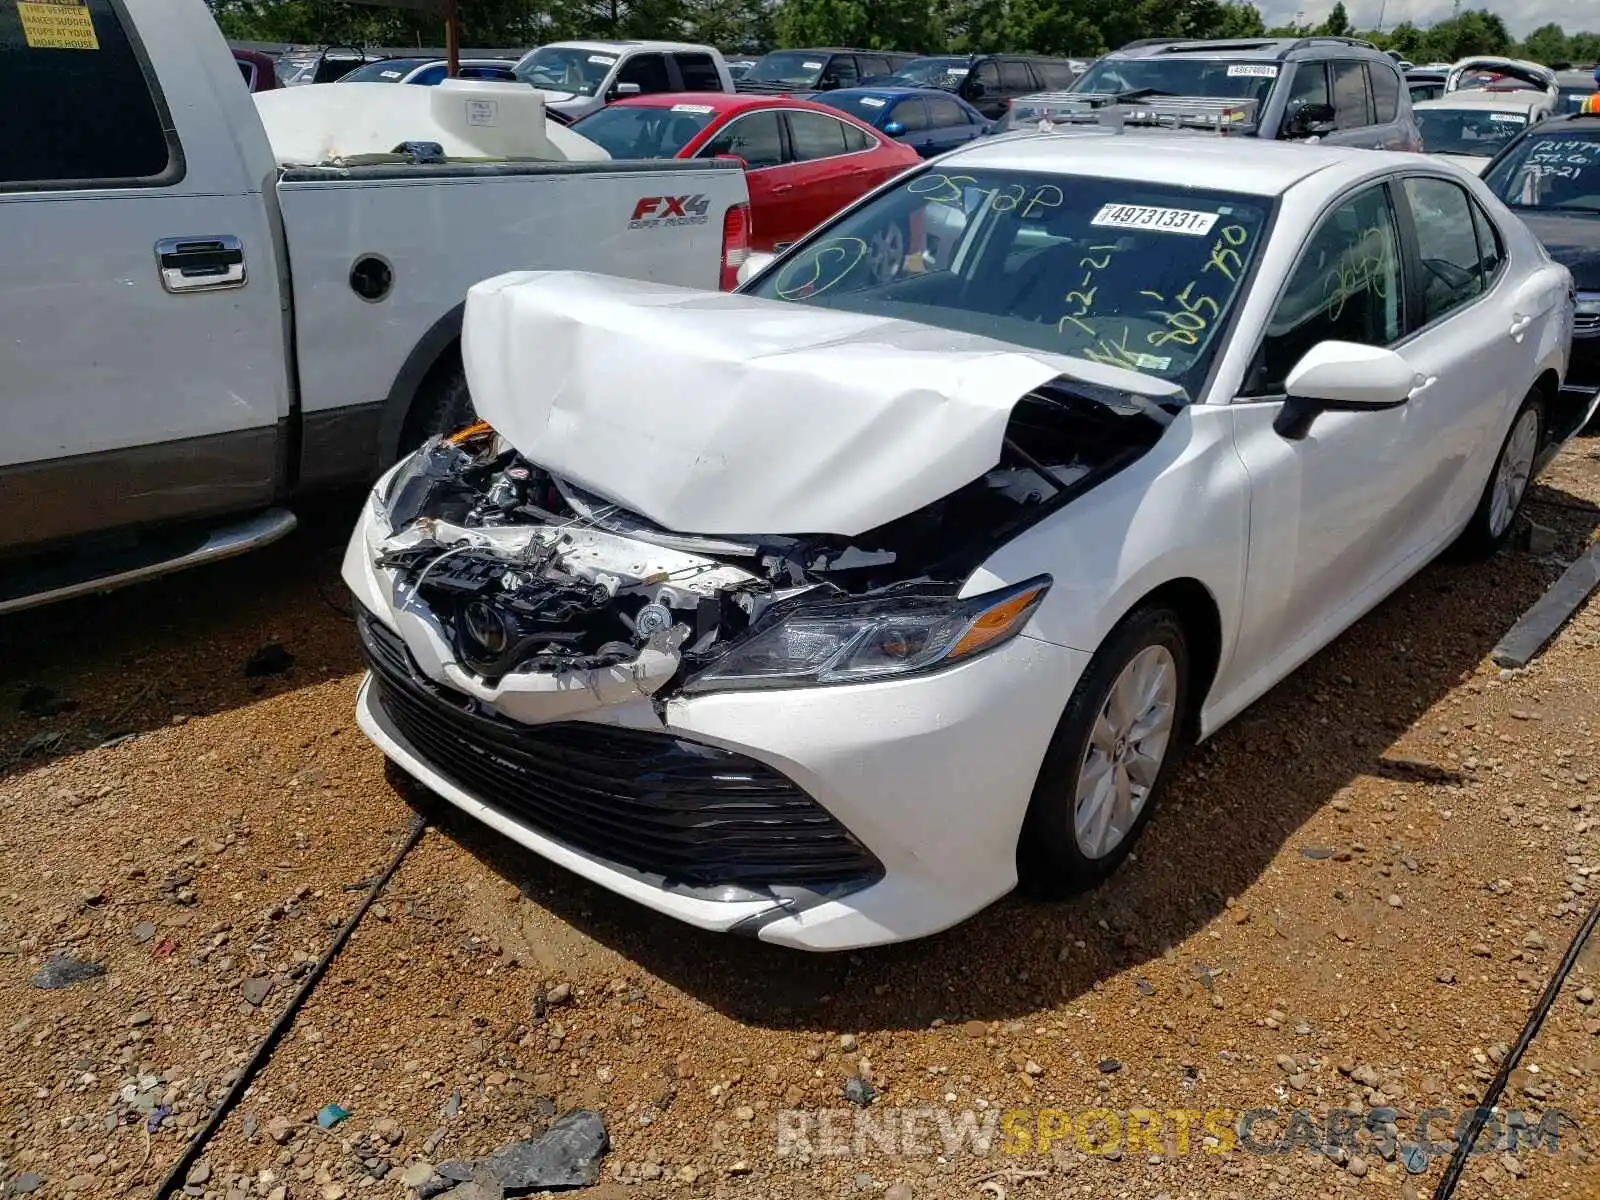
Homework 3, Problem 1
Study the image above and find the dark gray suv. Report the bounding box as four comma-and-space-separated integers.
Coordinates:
1069, 36, 1421, 150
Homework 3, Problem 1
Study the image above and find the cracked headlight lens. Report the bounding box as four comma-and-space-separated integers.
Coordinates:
682, 577, 1050, 694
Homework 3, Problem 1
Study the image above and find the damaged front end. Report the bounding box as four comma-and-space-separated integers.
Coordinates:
366, 380, 1167, 713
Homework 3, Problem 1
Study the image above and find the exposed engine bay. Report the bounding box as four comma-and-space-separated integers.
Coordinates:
372, 380, 1168, 697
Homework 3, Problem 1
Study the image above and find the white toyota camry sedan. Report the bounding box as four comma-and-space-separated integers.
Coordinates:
345, 131, 1596, 951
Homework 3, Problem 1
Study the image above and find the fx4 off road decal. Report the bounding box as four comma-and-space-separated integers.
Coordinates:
629, 195, 711, 229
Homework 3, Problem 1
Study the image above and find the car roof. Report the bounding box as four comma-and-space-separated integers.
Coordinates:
1106, 35, 1382, 62
1415, 91, 1551, 112
944, 132, 1407, 196
545, 39, 718, 53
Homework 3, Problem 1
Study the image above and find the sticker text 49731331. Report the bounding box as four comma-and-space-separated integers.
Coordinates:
1090, 205, 1219, 236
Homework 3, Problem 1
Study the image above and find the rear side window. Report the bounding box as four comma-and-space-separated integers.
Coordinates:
822, 56, 858, 87
1369, 63, 1400, 122
841, 121, 873, 152
1401, 177, 1486, 322
617, 52, 671, 94
413, 64, 447, 85
1036, 62, 1077, 89
999, 60, 1033, 91
0, 0, 176, 189
974, 60, 1000, 89
787, 110, 852, 159
699, 111, 784, 167
889, 98, 929, 131
1331, 60, 1372, 128
857, 55, 890, 77
675, 52, 721, 91
928, 96, 968, 126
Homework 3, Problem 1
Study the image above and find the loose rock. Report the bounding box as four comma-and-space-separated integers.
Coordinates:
30, 953, 104, 989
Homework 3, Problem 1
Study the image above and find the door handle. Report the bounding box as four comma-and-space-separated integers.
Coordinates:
1508, 312, 1534, 340
1408, 375, 1438, 399
771, 182, 794, 194
155, 236, 246, 293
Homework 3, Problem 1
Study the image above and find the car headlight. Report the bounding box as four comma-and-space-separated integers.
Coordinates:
681, 577, 1050, 694
1577, 292, 1600, 318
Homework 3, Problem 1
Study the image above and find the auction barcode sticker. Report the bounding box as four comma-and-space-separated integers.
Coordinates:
1489, 113, 1528, 123
1090, 204, 1219, 235
1227, 63, 1278, 77
17, 0, 98, 49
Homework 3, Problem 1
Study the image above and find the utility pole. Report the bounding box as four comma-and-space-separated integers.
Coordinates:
445, 0, 459, 76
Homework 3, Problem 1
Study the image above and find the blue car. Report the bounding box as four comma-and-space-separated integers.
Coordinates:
814, 86, 992, 158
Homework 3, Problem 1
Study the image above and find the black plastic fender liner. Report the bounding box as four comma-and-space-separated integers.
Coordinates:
1430, 896, 1600, 1199
151, 815, 429, 1200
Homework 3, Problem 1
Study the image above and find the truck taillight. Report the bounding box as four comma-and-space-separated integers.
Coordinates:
720, 203, 750, 290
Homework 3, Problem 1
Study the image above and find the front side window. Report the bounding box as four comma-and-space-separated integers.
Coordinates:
746, 167, 1272, 397
675, 53, 721, 91
1401, 177, 1486, 322
1482, 132, 1600, 214
616, 53, 671, 94
787, 111, 851, 160
1331, 60, 1372, 128
573, 103, 719, 158
1072, 57, 1280, 106
514, 46, 616, 96
1251, 186, 1403, 393
1, 0, 175, 188
699, 111, 784, 168
974, 60, 1000, 89
821, 57, 858, 88
1285, 62, 1331, 111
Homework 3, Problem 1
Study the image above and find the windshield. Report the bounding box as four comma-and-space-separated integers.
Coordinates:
1416, 108, 1529, 155
886, 57, 969, 87
745, 167, 1271, 395
514, 46, 617, 96
341, 58, 429, 83
746, 52, 827, 87
570, 103, 718, 158
1072, 57, 1278, 105
1484, 132, 1600, 213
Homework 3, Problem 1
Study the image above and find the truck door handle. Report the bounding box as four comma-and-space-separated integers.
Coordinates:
156, 236, 246, 293
1508, 312, 1534, 340
771, 182, 794, 194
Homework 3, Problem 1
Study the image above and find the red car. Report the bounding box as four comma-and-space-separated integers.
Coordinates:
572, 92, 920, 252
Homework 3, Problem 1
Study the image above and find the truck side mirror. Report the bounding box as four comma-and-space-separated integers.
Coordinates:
612, 81, 642, 99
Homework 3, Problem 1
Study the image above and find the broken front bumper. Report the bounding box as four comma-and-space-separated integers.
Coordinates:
347, 511, 1087, 950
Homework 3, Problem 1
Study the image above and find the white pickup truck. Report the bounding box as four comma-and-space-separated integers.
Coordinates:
0, 0, 750, 613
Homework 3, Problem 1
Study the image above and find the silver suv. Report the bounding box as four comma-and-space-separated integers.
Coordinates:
1069, 36, 1421, 150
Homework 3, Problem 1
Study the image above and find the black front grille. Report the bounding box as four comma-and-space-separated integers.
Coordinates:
358, 610, 883, 894
1570, 331, 1600, 388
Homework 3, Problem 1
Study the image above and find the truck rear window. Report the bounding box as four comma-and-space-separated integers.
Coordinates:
0, 0, 175, 188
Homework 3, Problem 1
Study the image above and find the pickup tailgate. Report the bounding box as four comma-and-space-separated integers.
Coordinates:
275, 159, 747, 432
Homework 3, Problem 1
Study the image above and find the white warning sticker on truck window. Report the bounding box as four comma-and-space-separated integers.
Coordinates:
466, 99, 499, 126
588, 55, 617, 65
859, 96, 886, 106
803, 60, 824, 69
1089, 204, 1219, 235
1489, 112, 1528, 123
1227, 63, 1279, 77
17, 0, 99, 49
672, 103, 715, 113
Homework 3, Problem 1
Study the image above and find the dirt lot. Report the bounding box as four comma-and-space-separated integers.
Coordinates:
3, 443, 1600, 1200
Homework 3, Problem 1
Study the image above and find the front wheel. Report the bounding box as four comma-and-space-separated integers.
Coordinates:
1017, 606, 1191, 897
1455, 396, 1543, 559
399, 356, 477, 454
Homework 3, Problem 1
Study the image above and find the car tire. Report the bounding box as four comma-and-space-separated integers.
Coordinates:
1017, 605, 1191, 898
1455, 394, 1543, 559
401, 355, 477, 453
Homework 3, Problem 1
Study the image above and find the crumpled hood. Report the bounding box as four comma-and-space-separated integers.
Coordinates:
1518, 213, 1600, 291
462, 271, 1182, 537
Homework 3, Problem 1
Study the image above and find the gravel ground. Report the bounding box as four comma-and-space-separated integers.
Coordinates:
2, 442, 1599, 1200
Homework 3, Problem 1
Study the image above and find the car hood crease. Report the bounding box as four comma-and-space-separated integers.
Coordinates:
461, 271, 1183, 538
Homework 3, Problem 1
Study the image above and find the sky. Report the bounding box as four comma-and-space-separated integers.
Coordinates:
1255, 0, 1596, 37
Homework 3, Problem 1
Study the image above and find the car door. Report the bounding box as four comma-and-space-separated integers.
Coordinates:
781, 109, 866, 237
927, 95, 981, 151
886, 97, 933, 155
1385, 174, 1542, 558
696, 110, 795, 249
1323, 58, 1379, 148
1226, 182, 1428, 665
1366, 60, 1417, 149
613, 51, 672, 99
966, 59, 1004, 119
0, 0, 288, 551
673, 51, 723, 92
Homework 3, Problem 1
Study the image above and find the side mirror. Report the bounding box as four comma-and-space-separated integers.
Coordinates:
1284, 101, 1336, 138
736, 250, 776, 285
1275, 341, 1416, 439
612, 81, 642, 98
884, 121, 906, 136
966, 81, 986, 98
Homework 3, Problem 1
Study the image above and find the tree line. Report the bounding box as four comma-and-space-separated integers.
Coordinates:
208, 0, 1600, 67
